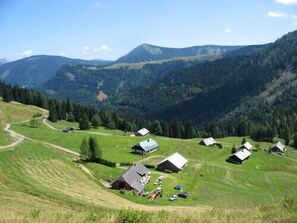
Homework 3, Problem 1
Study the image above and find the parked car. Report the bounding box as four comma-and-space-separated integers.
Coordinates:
169, 195, 178, 201
177, 192, 188, 198
174, 184, 182, 190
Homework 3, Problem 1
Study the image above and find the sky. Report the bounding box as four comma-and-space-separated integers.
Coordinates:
0, 0, 297, 61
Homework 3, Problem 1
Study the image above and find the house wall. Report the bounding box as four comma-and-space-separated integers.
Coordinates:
270, 147, 284, 153
111, 180, 133, 190
131, 146, 158, 155
229, 155, 243, 164
157, 161, 180, 172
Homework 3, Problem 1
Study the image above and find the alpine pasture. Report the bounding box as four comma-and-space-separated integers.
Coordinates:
1, 100, 297, 222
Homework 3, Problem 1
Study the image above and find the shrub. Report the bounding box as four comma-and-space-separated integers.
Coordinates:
144, 164, 155, 169
217, 143, 223, 149
94, 158, 116, 168
120, 162, 132, 166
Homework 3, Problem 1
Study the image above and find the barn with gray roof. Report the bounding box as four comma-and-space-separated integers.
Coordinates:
111, 163, 149, 192
228, 149, 251, 164
131, 138, 159, 155
270, 141, 286, 154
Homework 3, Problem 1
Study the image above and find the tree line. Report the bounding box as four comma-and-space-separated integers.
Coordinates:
1, 81, 297, 148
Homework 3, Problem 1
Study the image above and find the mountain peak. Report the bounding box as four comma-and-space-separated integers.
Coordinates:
115, 44, 243, 64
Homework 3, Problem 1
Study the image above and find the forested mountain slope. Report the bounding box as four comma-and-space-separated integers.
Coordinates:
42, 44, 263, 105
0, 55, 111, 88
42, 59, 206, 104
115, 43, 242, 63
111, 30, 297, 127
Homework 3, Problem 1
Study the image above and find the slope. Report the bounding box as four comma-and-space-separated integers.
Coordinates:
0, 55, 112, 88
42, 44, 261, 105
110, 30, 297, 125
1, 100, 297, 222
115, 43, 242, 63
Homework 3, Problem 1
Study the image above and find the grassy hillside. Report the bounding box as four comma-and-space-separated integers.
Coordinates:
1, 100, 297, 222
10, 119, 297, 208
0, 99, 48, 146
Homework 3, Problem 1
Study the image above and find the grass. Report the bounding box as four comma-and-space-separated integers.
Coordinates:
1, 101, 297, 222
0, 99, 48, 146
10, 119, 297, 209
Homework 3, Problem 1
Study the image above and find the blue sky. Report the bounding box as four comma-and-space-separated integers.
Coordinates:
1, 0, 297, 61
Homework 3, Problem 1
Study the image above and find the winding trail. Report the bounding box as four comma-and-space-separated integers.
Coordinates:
1, 118, 79, 157
0, 119, 31, 150
43, 118, 111, 136
42, 118, 58, 130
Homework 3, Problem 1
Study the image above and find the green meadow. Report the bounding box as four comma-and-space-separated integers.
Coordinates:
10, 118, 297, 208
1, 100, 297, 222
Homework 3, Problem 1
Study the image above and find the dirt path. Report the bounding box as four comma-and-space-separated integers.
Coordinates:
0, 118, 32, 150
43, 118, 58, 130
43, 118, 111, 136
1, 119, 80, 157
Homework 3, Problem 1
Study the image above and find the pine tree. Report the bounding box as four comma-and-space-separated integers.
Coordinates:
48, 101, 58, 122
91, 114, 101, 128
231, 145, 237, 154
160, 121, 170, 137
67, 112, 75, 122
293, 133, 297, 149
241, 137, 247, 145
3, 87, 13, 102
79, 113, 90, 130
151, 120, 163, 135
185, 122, 196, 139
80, 137, 90, 161
89, 137, 102, 161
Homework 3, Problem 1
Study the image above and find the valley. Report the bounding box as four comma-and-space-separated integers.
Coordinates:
0, 100, 297, 222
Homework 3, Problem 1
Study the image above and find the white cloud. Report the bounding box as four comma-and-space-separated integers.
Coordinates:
94, 44, 112, 52
275, 0, 297, 5
22, 50, 33, 57
267, 11, 289, 18
291, 14, 297, 19
225, 28, 232, 33
59, 52, 67, 57
81, 46, 90, 54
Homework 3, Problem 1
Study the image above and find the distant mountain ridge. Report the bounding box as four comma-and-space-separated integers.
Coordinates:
0, 55, 112, 88
110, 30, 297, 125
115, 43, 243, 63
0, 58, 8, 65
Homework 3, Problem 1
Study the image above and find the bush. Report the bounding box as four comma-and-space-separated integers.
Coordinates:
120, 162, 132, 166
144, 164, 155, 169
217, 143, 223, 149
94, 158, 116, 168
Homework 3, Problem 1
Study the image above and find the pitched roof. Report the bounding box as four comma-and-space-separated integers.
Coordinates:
158, 152, 188, 170
136, 128, 149, 136
271, 141, 285, 152
230, 149, 251, 161
63, 127, 74, 132
201, 137, 217, 146
137, 139, 158, 152
116, 163, 148, 192
240, 142, 252, 150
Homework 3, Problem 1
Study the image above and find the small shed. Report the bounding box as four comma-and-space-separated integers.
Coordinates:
157, 152, 188, 172
229, 149, 251, 164
135, 128, 150, 136
270, 141, 286, 154
63, 127, 74, 133
111, 163, 149, 192
131, 139, 159, 155
240, 142, 252, 151
199, 137, 217, 146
